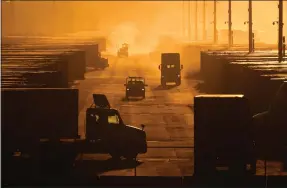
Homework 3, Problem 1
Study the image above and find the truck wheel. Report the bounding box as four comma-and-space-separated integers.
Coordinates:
109, 152, 121, 160
161, 79, 166, 87
247, 159, 257, 175
176, 79, 181, 86
124, 153, 138, 161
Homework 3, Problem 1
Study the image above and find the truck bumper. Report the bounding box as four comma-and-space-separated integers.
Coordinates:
126, 91, 145, 97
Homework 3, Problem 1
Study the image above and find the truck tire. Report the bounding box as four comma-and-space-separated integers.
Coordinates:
109, 151, 121, 160
123, 153, 138, 161
176, 79, 181, 86
161, 79, 166, 87
248, 160, 257, 175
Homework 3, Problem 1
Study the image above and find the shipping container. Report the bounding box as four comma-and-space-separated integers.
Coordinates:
194, 94, 255, 175
2, 88, 79, 144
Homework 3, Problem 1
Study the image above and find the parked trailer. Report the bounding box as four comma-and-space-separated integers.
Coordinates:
252, 81, 287, 160
1, 58, 70, 88
200, 51, 280, 93
194, 94, 256, 175
224, 62, 287, 113
1, 71, 67, 88
2, 40, 103, 69
2, 49, 86, 81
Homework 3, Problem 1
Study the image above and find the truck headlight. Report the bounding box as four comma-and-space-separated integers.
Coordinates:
127, 88, 129, 91
142, 88, 144, 91
178, 75, 181, 77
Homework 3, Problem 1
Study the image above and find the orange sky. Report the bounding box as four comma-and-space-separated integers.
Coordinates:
2, 1, 287, 45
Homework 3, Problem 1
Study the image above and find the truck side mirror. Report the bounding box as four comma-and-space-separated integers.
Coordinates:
158, 65, 161, 70
145, 84, 148, 87
141, 124, 145, 130
181, 65, 183, 70
124, 84, 126, 86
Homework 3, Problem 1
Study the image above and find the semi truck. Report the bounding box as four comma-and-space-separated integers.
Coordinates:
117, 43, 129, 58
158, 53, 183, 86
2, 88, 147, 178
94, 52, 109, 70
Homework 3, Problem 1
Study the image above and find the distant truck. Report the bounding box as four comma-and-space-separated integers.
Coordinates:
2, 89, 147, 176
95, 52, 109, 70
124, 77, 148, 99
117, 43, 129, 58
158, 53, 183, 86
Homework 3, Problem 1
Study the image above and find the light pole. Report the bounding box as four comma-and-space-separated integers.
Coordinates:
244, 0, 254, 53
213, 0, 218, 44
188, 0, 191, 42
195, 0, 198, 41
278, 0, 283, 62
273, 0, 284, 62
228, 0, 232, 48
203, 0, 207, 41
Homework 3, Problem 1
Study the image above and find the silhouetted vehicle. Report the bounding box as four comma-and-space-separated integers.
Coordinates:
194, 94, 256, 176
253, 81, 287, 159
117, 43, 129, 57
95, 52, 109, 70
124, 77, 148, 99
158, 53, 183, 86
2, 89, 147, 178
86, 94, 147, 159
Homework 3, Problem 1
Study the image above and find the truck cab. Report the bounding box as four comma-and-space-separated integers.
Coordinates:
124, 77, 148, 99
117, 43, 129, 58
95, 52, 109, 70
158, 53, 183, 86
85, 94, 147, 159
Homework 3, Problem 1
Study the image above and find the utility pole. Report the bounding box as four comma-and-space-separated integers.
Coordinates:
248, 0, 253, 53
188, 0, 191, 41
195, 0, 198, 41
203, 0, 206, 41
228, 0, 232, 48
213, 0, 218, 44
278, 0, 283, 62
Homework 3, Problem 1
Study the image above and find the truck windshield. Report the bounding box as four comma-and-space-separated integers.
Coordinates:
166, 65, 176, 69
108, 114, 120, 124
127, 78, 144, 85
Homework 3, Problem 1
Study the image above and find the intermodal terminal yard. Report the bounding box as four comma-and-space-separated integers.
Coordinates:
1, 36, 286, 183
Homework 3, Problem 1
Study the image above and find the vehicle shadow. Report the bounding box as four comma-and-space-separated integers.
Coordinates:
121, 97, 144, 102
73, 158, 143, 176
153, 85, 177, 91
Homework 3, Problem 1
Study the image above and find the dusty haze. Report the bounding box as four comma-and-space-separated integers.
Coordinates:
2, 1, 287, 53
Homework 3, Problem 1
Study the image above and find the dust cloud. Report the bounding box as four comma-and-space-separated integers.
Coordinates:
2, 1, 286, 55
